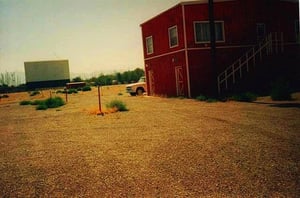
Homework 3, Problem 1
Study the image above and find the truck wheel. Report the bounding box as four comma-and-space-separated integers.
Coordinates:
136, 88, 144, 96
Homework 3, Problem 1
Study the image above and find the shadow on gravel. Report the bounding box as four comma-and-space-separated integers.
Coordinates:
251, 102, 300, 109
269, 103, 300, 109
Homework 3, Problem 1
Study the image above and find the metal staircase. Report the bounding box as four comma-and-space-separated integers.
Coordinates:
217, 32, 284, 94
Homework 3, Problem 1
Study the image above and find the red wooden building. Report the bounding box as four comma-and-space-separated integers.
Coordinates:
140, 0, 299, 97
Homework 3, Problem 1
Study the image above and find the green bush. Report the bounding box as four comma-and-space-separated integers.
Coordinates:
271, 80, 292, 101
196, 95, 207, 101
82, 86, 92, 91
230, 92, 257, 102
206, 98, 219, 103
20, 96, 65, 110
30, 100, 44, 105
19, 100, 31, 105
68, 89, 78, 94
36, 104, 48, 110
45, 97, 65, 108
106, 99, 128, 111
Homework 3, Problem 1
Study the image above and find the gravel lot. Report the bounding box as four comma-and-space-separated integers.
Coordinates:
0, 85, 299, 197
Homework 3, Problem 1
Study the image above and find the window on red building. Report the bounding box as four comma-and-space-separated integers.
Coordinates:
194, 21, 225, 43
146, 36, 153, 54
168, 26, 178, 48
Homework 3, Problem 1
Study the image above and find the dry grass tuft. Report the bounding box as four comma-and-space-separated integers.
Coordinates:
86, 106, 119, 115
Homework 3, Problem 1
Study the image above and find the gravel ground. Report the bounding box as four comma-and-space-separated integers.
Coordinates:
0, 85, 299, 197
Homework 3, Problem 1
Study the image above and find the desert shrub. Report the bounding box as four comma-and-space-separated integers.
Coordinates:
230, 92, 257, 102
30, 90, 40, 96
196, 95, 207, 101
195, 95, 218, 102
106, 100, 128, 111
30, 100, 44, 106
36, 103, 48, 110
118, 92, 123, 96
206, 98, 219, 103
20, 97, 65, 110
44, 97, 65, 108
19, 100, 31, 105
271, 80, 292, 101
68, 89, 78, 94
82, 86, 92, 91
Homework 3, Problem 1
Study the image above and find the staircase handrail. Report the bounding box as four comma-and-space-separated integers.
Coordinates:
217, 32, 283, 94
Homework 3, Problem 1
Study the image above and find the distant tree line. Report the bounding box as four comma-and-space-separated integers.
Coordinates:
0, 68, 145, 93
72, 68, 145, 86
0, 72, 26, 93
0, 72, 22, 87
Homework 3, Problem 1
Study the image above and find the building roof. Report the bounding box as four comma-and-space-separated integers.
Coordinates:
140, 0, 235, 26
140, 0, 298, 27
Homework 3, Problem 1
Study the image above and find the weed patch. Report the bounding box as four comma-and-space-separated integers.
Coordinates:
19, 100, 31, 105
230, 92, 257, 102
196, 95, 207, 101
20, 97, 65, 110
195, 95, 218, 103
30, 100, 44, 105
44, 97, 65, 108
82, 86, 92, 92
106, 100, 128, 112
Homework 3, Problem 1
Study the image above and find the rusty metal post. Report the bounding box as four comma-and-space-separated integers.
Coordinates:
65, 88, 68, 103
98, 85, 104, 116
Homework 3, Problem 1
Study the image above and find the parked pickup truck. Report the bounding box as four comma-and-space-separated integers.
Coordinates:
126, 76, 147, 96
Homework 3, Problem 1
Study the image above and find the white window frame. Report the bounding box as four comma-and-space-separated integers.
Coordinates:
146, 36, 154, 55
194, 21, 225, 44
168, 25, 179, 48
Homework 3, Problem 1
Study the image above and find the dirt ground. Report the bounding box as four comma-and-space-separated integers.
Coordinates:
0, 85, 299, 197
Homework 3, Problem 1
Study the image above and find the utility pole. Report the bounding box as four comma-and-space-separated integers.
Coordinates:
208, 0, 217, 96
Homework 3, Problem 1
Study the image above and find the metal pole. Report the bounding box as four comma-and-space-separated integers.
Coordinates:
209, 0, 217, 96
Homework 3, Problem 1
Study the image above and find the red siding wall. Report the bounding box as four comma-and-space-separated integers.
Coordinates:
141, 5, 184, 59
145, 51, 188, 96
141, 0, 299, 97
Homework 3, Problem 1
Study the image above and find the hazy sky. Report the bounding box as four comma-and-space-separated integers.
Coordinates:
0, 0, 189, 75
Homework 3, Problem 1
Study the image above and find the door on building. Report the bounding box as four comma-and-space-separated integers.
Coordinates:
175, 66, 185, 96
148, 70, 155, 95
